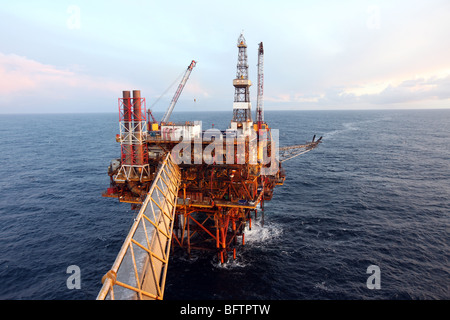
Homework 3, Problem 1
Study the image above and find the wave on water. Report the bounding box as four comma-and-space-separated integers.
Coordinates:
209, 220, 283, 269
211, 257, 249, 269
243, 220, 283, 244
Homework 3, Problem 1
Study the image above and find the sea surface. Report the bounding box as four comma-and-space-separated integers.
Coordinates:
0, 109, 448, 300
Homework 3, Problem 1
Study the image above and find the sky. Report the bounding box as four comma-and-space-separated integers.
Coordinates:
1, 0, 450, 114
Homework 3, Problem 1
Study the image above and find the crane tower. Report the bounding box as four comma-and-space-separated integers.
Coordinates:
161, 60, 197, 124
256, 42, 264, 129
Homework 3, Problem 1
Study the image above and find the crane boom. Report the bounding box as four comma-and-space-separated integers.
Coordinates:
161, 60, 197, 123
256, 42, 264, 128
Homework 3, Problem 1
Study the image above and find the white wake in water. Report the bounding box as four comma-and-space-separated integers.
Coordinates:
323, 121, 359, 140
244, 220, 283, 244
323, 117, 389, 140
212, 220, 284, 269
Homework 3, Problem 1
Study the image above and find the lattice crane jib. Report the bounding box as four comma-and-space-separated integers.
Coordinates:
161, 60, 197, 124
257, 42, 264, 126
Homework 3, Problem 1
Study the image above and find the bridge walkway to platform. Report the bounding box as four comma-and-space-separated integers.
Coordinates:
97, 153, 181, 300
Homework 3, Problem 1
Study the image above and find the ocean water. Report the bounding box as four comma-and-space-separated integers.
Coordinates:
0, 109, 448, 300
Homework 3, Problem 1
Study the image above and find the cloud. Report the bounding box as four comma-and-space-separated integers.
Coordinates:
0, 52, 132, 112
356, 74, 450, 105
265, 71, 450, 110
2, 1, 450, 112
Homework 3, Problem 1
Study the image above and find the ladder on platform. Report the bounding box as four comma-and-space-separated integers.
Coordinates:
97, 153, 181, 300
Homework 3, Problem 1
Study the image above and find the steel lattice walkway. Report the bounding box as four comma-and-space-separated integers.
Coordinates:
97, 153, 180, 300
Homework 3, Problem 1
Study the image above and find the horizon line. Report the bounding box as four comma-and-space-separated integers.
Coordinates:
1, 107, 450, 116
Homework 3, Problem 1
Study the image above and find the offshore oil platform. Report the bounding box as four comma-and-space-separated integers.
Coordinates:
97, 34, 322, 300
